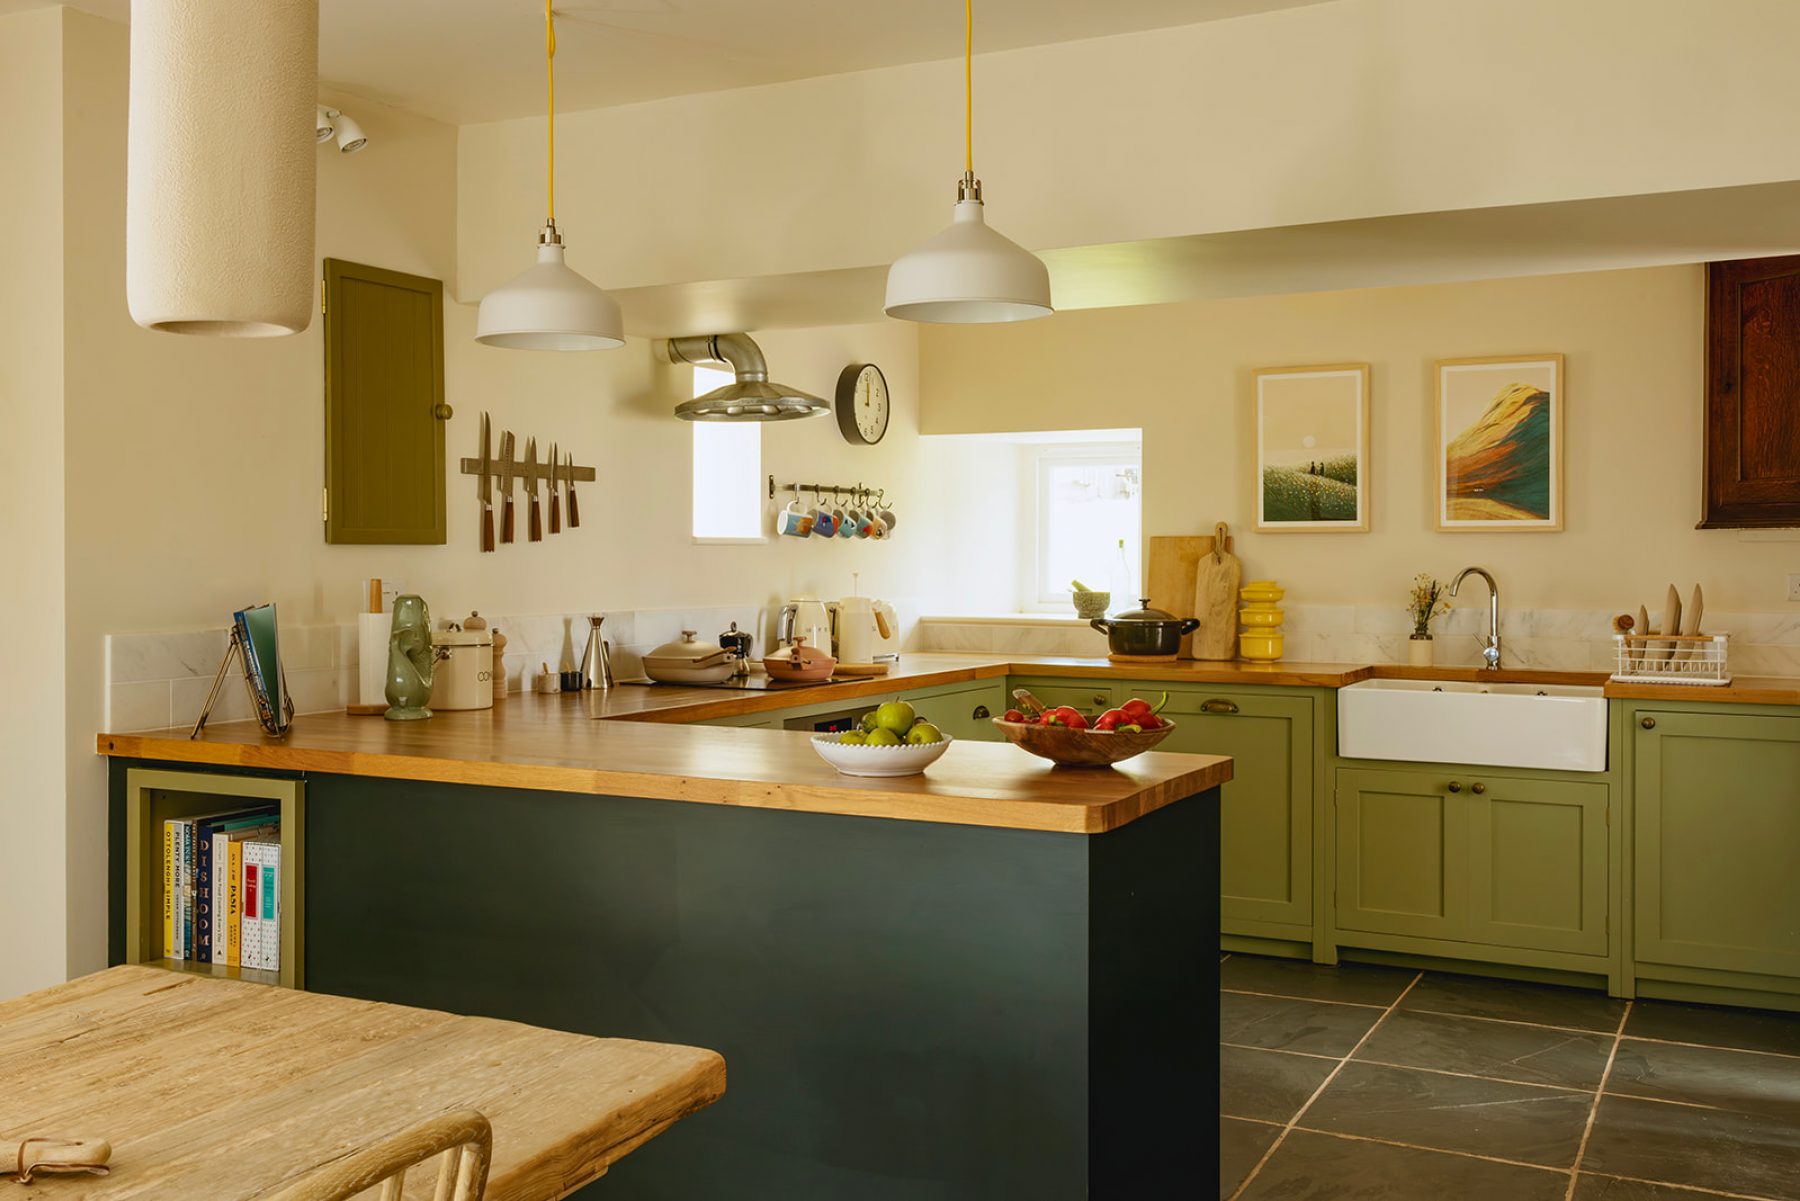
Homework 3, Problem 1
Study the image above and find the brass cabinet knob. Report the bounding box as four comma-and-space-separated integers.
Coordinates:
1447, 781, 1463, 793
1641, 716, 1657, 730
972, 705, 991, 719
1094, 693, 1109, 707
1471, 782, 1487, 795
433, 403, 454, 420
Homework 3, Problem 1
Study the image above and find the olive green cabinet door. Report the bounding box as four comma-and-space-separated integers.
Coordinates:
1007, 677, 1119, 719
904, 683, 1007, 742
323, 259, 447, 544
1635, 711, 1800, 978
1158, 689, 1313, 935
1336, 768, 1469, 942
1467, 776, 1608, 956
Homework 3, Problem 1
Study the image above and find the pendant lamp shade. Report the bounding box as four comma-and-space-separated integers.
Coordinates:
475, 1, 623, 351
884, 196, 1052, 323
476, 231, 624, 350
127, 0, 318, 337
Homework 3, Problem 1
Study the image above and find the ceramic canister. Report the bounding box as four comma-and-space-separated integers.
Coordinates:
1239, 580, 1286, 662
429, 629, 494, 710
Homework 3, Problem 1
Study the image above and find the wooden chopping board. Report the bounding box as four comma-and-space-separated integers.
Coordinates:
1192, 522, 1242, 661
1145, 529, 1234, 659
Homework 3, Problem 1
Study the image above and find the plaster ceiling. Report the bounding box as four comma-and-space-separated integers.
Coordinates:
16, 0, 1333, 125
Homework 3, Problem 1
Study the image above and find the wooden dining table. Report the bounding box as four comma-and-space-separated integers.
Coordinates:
0, 966, 725, 1198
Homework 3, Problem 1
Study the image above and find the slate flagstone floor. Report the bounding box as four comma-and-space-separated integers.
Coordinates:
1218, 953, 1800, 1200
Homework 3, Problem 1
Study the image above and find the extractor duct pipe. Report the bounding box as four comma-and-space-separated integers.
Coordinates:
665, 333, 830, 421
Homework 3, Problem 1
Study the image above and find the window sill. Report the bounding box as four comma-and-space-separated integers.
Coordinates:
692, 535, 769, 546
918, 614, 1093, 628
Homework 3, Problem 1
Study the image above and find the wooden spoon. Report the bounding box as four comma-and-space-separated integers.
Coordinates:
1, 1136, 112, 1184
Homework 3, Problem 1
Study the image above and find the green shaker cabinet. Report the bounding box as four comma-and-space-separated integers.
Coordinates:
1155, 688, 1315, 941
1336, 767, 1607, 958
1008, 678, 1120, 719
1633, 709, 1800, 985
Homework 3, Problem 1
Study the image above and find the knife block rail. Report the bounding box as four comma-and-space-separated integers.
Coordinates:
460, 455, 595, 548
459, 458, 596, 486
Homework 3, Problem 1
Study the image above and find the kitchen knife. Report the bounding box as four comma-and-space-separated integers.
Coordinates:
548, 440, 561, 534
525, 437, 542, 542
566, 453, 580, 528
478, 412, 495, 553
498, 430, 516, 543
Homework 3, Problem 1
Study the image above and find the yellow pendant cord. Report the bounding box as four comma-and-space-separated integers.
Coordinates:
546, 0, 557, 222
964, 0, 973, 174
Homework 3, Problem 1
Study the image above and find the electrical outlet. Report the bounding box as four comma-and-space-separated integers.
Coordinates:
1790, 573, 1800, 602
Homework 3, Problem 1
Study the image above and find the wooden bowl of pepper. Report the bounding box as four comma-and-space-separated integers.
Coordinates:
990, 689, 1176, 767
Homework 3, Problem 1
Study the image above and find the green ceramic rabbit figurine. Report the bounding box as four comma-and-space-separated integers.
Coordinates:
384, 595, 437, 721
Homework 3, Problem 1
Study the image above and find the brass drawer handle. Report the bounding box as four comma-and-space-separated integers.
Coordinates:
1447, 781, 1462, 793
1641, 716, 1657, 730
1200, 698, 1239, 715
972, 704, 991, 719
1471, 782, 1487, 795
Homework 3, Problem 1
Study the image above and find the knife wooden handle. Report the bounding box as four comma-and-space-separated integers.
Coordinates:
529, 496, 542, 542
549, 491, 561, 535
568, 488, 580, 528
481, 506, 495, 553
501, 497, 515, 543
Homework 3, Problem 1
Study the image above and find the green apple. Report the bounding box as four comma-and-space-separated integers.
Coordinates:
865, 727, 903, 747
873, 700, 917, 736
906, 722, 942, 745
837, 729, 867, 745
859, 710, 882, 733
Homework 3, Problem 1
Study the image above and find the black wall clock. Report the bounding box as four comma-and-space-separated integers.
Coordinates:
835, 363, 890, 445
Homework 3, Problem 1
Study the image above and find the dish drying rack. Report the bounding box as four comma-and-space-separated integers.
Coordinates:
1610, 633, 1732, 686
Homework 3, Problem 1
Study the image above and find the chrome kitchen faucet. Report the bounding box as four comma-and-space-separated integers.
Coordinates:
1449, 566, 1502, 669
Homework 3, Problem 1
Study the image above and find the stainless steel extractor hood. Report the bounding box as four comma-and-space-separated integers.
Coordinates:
664, 333, 829, 421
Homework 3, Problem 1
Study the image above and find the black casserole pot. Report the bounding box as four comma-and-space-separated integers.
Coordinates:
1090, 598, 1200, 657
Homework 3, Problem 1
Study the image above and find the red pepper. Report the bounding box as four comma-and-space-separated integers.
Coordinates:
1054, 707, 1090, 730
1002, 709, 1027, 723
1094, 708, 1128, 732
1120, 691, 1169, 721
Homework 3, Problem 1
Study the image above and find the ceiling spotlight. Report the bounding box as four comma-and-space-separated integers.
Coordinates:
316, 106, 368, 154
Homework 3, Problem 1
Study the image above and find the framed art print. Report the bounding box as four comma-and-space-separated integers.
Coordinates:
1435, 355, 1563, 532
1254, 364, 1370, 532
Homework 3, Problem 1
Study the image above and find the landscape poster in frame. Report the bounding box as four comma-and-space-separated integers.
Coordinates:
1254, 363, 1370, 532
1435, 354, 1563, 532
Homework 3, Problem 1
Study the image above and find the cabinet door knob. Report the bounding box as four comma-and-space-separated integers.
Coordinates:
1641, 716, 1657, 730
1471, 782, 1487, 795
972, 704, 991, 719
1447, 780, 1463, 793
432, 403, 454, 420
1094, 693, 1110, 707
1200, 698, 1240, 715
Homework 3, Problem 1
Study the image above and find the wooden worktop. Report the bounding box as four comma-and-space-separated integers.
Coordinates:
97, 689, 1232, 835
0, 965, 722, 1200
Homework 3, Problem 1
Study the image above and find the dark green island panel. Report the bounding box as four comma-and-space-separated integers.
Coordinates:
110, 761, 1219, 1199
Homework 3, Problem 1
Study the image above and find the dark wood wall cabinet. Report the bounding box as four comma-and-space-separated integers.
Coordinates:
1704, 255, 1800, 528
323, 259, 448, 544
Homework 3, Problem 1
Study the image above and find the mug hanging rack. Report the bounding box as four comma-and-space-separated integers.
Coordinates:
768, 476, 888, 506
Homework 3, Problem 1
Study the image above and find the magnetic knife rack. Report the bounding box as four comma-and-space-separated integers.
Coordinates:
458, 456, 595, 489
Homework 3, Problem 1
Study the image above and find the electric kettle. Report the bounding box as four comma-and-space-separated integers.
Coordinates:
835, 594, 898, 667
776, 597, 832, 651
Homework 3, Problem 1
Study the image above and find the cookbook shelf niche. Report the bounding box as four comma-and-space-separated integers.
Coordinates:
123, 768, 305, 990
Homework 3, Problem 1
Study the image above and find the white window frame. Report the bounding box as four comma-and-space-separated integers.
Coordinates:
1024, 442, 1143, 613
690, 365, 767, 544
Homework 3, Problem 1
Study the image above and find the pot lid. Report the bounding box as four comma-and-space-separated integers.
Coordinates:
764, 635, 833, 667
1110, 598, 1180, 623
644, 630, 735, 667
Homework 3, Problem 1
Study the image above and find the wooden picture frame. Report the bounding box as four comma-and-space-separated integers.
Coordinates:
1254, 363, 1371, 533
1434, 354, 1564, 532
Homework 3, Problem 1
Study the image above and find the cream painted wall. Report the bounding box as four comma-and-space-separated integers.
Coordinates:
46, 11, 937, 982
0, 7, 69, 1000
920, 266, 1800, 615
456, 0, 1800, 300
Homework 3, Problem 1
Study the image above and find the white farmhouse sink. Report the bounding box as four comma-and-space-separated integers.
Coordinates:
1337, 678, 1608, 772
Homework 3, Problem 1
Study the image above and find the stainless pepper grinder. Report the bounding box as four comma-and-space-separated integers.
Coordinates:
580, 614, 614, 690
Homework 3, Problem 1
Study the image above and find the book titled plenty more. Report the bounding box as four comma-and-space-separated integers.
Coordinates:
162, 808, 282, 972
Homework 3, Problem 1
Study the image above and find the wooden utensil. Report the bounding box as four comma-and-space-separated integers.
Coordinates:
1145, 536, 1207, 658
1192, 522, 1242, 661
1658, 584, 1682, 663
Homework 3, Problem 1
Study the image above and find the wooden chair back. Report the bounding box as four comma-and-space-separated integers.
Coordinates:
253, 1108, 492, 1201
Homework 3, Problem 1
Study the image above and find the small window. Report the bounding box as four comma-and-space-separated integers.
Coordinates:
1031, 444, 1142, 609
690, 366, 764, 541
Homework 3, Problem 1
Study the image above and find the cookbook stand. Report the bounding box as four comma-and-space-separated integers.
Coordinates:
190, 626, 295, 739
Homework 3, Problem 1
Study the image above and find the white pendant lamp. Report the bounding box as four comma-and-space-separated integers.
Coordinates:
885, 0, 1051, 324
127, 0, 318, 336
476, 1, 623, 351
